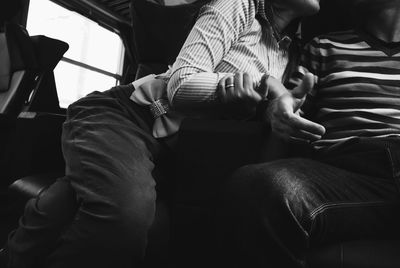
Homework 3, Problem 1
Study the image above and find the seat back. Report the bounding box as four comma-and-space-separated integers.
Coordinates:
0, 23, 37, 115
24, 35, 69, 113
130, 0, 210, 78
0, 23, 68, 183
301, 0, 357, 42
15, 36, 69, 180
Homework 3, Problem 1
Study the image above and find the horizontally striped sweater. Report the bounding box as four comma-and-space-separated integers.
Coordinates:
298, 29, 400, 150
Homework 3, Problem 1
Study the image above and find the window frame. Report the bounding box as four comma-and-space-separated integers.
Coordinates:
25, 0, 128, 106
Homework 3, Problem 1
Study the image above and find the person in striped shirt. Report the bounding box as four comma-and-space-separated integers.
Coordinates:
218, 1, 400, 267
6, 0, 322, 267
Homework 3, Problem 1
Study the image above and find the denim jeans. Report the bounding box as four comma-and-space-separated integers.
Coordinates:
217, 137, 400, 268
8, 85, 173, 268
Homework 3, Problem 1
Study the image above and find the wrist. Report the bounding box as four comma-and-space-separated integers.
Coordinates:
266, 76, 287, 99
255, 73, 271, 100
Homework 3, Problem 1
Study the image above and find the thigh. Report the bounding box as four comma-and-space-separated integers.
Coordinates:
62, 86, 159, 209
231, 158, 400, 245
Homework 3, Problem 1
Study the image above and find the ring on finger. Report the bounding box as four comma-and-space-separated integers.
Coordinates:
226, 83, 234, 89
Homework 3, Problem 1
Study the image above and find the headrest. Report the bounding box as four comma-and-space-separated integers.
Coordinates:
6, 24, 37, 71
0, 33, 10, 92
30, 36, 69, 72
0, 23, 37, 92
131, 0, 210, 65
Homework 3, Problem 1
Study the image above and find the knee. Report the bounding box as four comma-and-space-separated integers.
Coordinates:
76, 184, 156, 252
117, 183, 157, 230
36, 179, 78, 224
223, 159, 312, 208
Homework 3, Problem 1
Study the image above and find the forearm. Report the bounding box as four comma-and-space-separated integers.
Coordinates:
168, 68, 265, 109
167, 68, 225, 108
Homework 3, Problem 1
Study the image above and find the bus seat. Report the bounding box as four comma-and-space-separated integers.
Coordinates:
0, 21, 68, 184
26, 35, 68, 113
0, 23, 38, 186
130, 0, 210, 67
0, 23, 37, 116
9, 173, 65, 202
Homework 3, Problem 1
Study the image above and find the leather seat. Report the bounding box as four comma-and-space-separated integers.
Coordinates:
0, 20, 68, 185
0, 22, 38, 186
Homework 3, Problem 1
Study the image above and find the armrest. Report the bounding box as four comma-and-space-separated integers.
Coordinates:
9, 172, 64, 201
175, 118, 272, 205
15, 111, 66, 177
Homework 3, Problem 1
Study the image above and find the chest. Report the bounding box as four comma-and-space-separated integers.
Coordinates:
215, 19, 288, 81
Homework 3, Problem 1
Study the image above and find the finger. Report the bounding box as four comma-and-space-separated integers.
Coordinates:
287, 128, 322, 141
289, 136, 311, 144
217, 76, 228, 102
285, 114, 326, 136
291, 72, 315, 99
246, 88, 262, 103
225, 76, 235, 101
256, 73, 270, 99
272, 122, 321, 142
242, 73, 262, 103
234, 72, 244, 98
218, 83, 227, 104
243, 72, 253, 92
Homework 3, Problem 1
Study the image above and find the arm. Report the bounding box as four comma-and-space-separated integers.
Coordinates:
167, 0, 264, 110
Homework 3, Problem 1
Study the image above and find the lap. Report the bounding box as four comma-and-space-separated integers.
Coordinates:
229, 158, 400, 245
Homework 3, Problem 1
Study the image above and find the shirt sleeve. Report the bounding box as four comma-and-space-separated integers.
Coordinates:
167, 0, 259, 109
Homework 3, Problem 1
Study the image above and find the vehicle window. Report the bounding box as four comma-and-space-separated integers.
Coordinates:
26, 0, 125, 107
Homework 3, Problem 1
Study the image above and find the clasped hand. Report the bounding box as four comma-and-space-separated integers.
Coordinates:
217, 72, 268, 118
266, 73, 325, 143
217, 72, 325, 143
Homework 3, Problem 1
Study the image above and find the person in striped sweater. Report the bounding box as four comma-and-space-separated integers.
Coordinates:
218, 1, 400, 267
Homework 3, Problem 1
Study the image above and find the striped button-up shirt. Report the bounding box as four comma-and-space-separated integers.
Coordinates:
167, 0, 289, 109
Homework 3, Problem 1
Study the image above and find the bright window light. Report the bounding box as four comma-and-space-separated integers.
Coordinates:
26, 0, 125, 108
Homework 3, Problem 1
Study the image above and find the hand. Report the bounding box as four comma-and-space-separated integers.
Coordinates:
217, 72, 265, 117
266, 73, 326, 143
